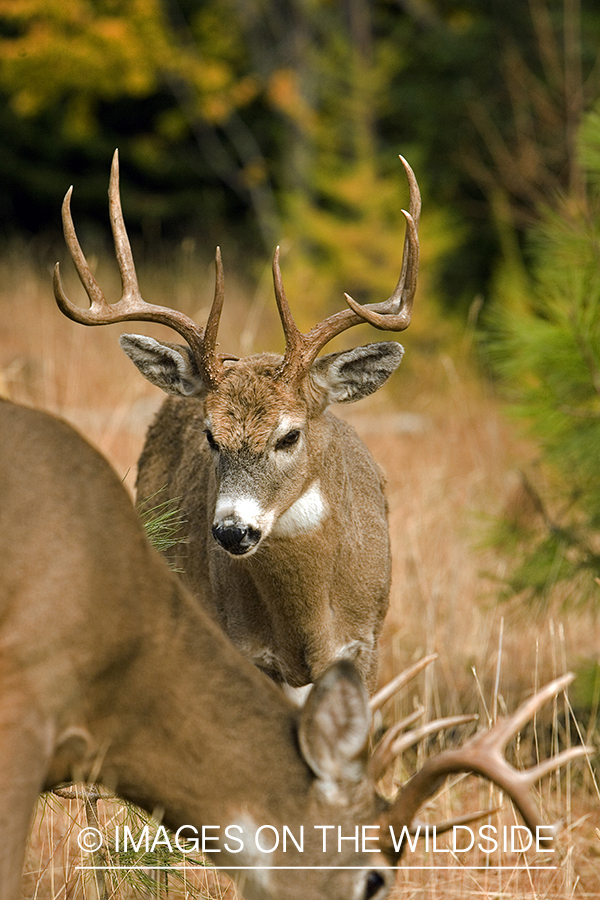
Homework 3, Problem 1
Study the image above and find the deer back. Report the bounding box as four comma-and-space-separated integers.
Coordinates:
0, 398, 393, 900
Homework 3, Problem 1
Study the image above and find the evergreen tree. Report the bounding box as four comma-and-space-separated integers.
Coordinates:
486, 106, 600, 609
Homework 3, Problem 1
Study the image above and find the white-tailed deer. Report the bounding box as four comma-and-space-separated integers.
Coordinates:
0, 397, 590, 900
53, 150, 420, 692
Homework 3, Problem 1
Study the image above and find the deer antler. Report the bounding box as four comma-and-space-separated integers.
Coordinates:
371, 712, 478, 782
370, 653, 437, 714
369, 654, 477, 783
378, 673, 592, 852
53, 150, 225, 388
55, 151, 419, 389
273, 154, 421, 382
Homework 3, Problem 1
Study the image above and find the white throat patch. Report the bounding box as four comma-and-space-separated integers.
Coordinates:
271, 481, 328, 538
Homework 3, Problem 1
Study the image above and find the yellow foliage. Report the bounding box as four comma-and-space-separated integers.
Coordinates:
0, 0, 256, 124
241, 159, 268, 189
61, 94, 99, 141
267, 68, 318, 134
231, 74, 259, 108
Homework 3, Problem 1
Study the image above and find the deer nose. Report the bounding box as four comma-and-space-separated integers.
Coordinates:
212, 523, 262, 555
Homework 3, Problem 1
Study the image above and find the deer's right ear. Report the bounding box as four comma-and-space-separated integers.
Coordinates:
119, 334, 208, 398
298, 660, 370, 789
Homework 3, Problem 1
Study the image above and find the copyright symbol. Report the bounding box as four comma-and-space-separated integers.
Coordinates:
78, 827, 103, 853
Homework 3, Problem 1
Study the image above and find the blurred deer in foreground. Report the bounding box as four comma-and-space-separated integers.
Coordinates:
53, 150, 420, 693
0, 397, 590, 900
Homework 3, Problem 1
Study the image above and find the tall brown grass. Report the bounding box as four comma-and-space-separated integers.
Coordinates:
1, 248, 598, 899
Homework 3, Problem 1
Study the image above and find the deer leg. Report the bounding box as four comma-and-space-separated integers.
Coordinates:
0, 698, 52, 900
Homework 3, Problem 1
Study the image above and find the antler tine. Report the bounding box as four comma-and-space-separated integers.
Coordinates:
108, 148, 141, 305
385, 714, 478, 766
53, 185, 111, 320
198, 247, 226, 387
371, 707, 425, 781
371, 712, 476, 782
276, 154, 421, 382
53, 150, 222, 384
370, 653, 438, 713
379, 673, 593, 845
479, 673, 575, 747
273, 245, 303, 358
345, 154, 422, 329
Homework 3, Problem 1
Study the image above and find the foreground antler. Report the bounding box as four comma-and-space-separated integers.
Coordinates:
370, 653, 437, 713
53, 150, 225, 387
273, 154, 421, 381
369, 655, 478, 783
377, 672, 591, 857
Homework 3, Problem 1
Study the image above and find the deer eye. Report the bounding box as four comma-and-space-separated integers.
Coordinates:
363, 870, 386, 900
275, 429, 300, 450
204, 429, 219, 451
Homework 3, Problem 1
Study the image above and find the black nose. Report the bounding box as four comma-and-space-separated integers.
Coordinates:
212, 523, 262, 555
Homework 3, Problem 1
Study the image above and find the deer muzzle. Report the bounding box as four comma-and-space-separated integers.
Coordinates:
211, 521, 262, 555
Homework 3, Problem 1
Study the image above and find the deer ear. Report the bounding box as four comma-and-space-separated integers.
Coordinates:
298, 660, 370, 787
119, 334, 208, 398
309, 341, 404, 406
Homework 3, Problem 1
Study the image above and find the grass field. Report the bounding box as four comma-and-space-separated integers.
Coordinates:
1, 246, 598, 898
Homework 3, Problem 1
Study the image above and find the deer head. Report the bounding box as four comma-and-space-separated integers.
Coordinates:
53, 150, 419, 557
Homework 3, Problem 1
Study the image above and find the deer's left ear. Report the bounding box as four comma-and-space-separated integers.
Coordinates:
298, 660, 370, 788
119, 334, 209, 398
309, 342, 403, 406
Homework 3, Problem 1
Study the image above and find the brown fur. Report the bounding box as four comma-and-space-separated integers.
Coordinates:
0, 398, 398, 900
54, 150, 415, 695
135, 353, 392, 690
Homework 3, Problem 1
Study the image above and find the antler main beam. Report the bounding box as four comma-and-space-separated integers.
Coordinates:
273, 154, 421, 382
53, 150, 225, 388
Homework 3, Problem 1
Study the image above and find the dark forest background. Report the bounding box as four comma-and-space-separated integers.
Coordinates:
3, 0, 600, 606
1, 0, 598, 306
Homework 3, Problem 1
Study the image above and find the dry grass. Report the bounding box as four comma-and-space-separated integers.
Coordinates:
23, 792, 239, 900
1, 249, 598, 899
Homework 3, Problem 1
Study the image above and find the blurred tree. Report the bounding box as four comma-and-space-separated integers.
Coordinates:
484, 104, 600, 609
0, 0, 599, 318
262, 0, 431, 327
377, 0, 600, 308
0, 0, 275, 251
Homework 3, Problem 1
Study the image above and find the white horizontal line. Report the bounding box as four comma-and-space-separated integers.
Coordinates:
76, 865, 558, 871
